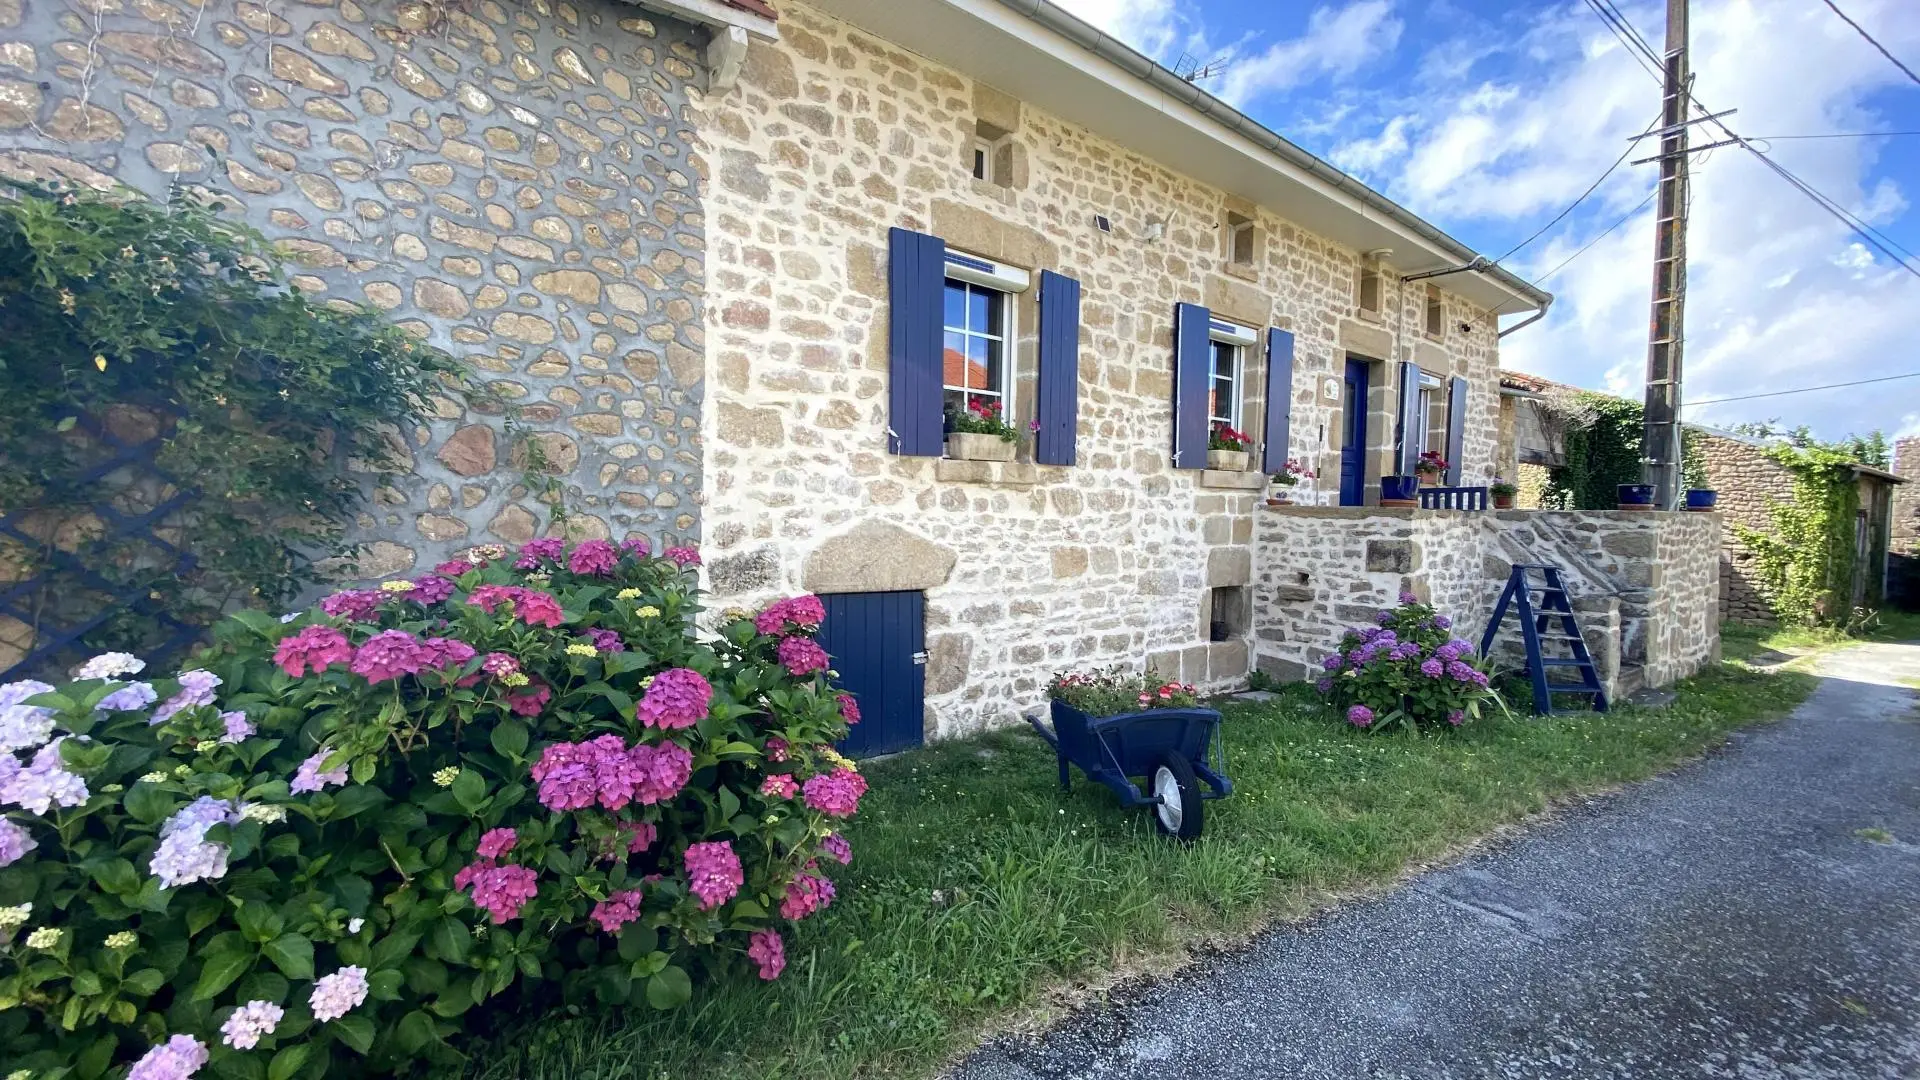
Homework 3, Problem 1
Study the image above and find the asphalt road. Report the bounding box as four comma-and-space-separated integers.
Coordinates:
952, 642, 1920, 1080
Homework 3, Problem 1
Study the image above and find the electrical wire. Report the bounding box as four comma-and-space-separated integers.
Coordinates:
1681, 371, 1920, 407
1494, 114, 1660, 265
1526, 188, 1659, 287
1582, 0, 1665, 80
1818, 0, 1920, 88
1750, 130, 1920, 140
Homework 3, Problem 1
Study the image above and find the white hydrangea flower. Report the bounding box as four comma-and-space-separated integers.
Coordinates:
75, 653, 144, 680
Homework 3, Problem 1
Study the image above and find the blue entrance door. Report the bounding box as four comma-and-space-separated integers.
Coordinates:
1340, 359, 1370, 506
818, 591, 926, 758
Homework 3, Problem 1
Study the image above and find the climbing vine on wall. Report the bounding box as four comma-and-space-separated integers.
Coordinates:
1731, 444, 1863, 627
1543, 392, 1645, 509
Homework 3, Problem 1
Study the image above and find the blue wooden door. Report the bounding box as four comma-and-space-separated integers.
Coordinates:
819, 591, 926, 758
1340, 359, 1370, 506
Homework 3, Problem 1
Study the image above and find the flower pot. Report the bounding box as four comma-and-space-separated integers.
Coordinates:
1685, 488, 1718, 512
1265, 495, 1292, 507
1207, 449, 1249, 471
1493, 494, 1515, 510
946, 432, 1015, 462
1415, 468, 1443, 485
1617, 483, 1656, 511
1380, 474, 1420, 508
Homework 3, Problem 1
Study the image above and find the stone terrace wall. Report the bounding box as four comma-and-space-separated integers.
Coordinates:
693, 0, 1508, 740
1695, 430, 1793, 622
1252, 508, 1720, 696
1895, 437, 1919, 557
0, 0, 709, 576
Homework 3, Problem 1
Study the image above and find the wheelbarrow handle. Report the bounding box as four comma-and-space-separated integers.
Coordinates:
1023, 712, 1060, 750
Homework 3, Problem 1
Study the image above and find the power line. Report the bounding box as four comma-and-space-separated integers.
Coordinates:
1581, 0, 1665, 80
1494, 114, 1660, 264
1682, 370, 1920, 407
1818, 0, 1920, 88
1528, 188, 1658, 286
1752, 130, 1920, 140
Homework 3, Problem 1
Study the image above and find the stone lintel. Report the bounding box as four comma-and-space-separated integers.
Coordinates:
802, 520, 957, 594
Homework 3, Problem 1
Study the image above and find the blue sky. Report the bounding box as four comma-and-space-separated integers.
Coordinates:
1053, 0, 1920, 441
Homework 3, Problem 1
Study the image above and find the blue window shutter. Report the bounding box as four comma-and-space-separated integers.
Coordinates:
1035, 270, 1081, 466
888, 227, 945, 456
1445, 375, 1469, 484
1172, 302, 1212, 469
1395, 361, 1423, 475
1261, 328, 1295, 474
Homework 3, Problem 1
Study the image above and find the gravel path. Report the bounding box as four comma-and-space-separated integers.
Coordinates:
952, 643, 1920, 1080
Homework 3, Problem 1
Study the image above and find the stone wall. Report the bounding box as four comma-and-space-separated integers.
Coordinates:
1694, 430, 1794, 622
1251, 507, 1721, 698
1895, 436, 1919, 556
0, 0, 709, 577
692, 0, 1509, 740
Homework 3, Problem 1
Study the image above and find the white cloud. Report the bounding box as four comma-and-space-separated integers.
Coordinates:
1217, 2, 1405, 105
1050, 0, 1183, 57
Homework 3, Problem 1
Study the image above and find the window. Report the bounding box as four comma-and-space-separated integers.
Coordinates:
1208, 586, 1250, 642
1425, 285, 1443, 337
1414, 370, 1445, 456
1357, 264, 1382, 313
1226, 211, 1256, 267
970, 138, 992, 182
1208, 340, 1240, 428
943, 278, 1010, 417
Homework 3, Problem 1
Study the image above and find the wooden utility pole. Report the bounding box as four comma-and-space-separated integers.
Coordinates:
1641, 0, 1689, 509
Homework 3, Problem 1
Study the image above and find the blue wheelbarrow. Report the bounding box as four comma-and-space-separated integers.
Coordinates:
1026, 701, 1233, 841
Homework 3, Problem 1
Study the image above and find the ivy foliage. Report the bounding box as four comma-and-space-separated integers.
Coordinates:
0, 181, 467, 667
1540, 391, 1708, 509
1732, 443, 1868, 627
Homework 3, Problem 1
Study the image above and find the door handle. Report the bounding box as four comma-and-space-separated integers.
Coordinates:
911, 651, 928, 665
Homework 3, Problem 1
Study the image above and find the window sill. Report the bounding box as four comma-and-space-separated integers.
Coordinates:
1199, 469, 1266, 491
1221, 261, 1260, 283
935, 458, 1042, 488
1356, 308, 1384, 324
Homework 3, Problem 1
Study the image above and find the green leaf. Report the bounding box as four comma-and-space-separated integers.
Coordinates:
267, 1044, 311, 1080
450, 768, 487, 813
70, 970, 103, 995
261, 933, 314, 981
123, 967, 166, 996
87, 858, 141, 896
235, 901, 285, 943
616, 924, 656, 963
350, 756, 376, 785
645, 965, 692, 1010
372, 928, 423, 970
427, 917, 470, 964
368, 967, 404, 1001
191, 940, 257, 1001
717, 785, 740, 821
122, 782, 173, 825
327, 785, 386, 820
490, 718, 529, 761
393, 1009, 439, 1055
332, 1013, 376, 1055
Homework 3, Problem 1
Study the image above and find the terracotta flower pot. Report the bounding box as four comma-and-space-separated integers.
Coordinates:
1207, 448, 1249, 471
1493, 494, 1515, 509
946, 432, 1015, 462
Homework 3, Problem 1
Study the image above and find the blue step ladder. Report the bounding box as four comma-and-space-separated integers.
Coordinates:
1480, 564, 1608, 715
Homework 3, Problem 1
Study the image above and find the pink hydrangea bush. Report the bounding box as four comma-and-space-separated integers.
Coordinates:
1316, 593, 1499, 732
0, 541, 864, 1078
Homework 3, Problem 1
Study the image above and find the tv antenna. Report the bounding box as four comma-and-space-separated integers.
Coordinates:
1174, 53, 1232, 83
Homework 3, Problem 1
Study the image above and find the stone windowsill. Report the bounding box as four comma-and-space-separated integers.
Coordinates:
934, 458, 1042, 488
1200, 469, 1266, 490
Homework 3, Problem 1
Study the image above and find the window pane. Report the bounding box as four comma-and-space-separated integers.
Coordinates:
982, 335, 1004, 395
944, 281, 966, 331
942, 331, 967, 392
944, 388, 966, 416
966, 335, 993, 392
969, 287, 995, 336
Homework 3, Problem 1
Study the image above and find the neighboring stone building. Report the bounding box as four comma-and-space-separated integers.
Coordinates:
0, 0, 778, 574
691, 0, 1550, 744
1893, 436, 1920, 609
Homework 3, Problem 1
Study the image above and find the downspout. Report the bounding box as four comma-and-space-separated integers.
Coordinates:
1497, 298, 1552, 339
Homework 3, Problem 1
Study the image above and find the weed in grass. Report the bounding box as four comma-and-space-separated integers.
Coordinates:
1854, 827, 1895, 844
471, 663, 1815, 1080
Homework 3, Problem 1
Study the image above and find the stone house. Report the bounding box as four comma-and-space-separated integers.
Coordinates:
1892, 436, 1919, 609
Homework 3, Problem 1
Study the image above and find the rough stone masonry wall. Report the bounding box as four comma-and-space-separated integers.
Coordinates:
1895, 436, 1919, 557
1694, 430, 1795, 622
0, 0, 708, 577
692, 0, 1506, 740
1251, 507, 1720, 695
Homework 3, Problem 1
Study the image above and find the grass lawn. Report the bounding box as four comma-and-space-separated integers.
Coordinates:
1719, 609, 1920, 665
473, 661, 1817, 1080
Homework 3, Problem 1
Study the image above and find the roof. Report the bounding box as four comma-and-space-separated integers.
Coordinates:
1499, 371, 1557, 394
723, 0, 777, 17
808, 0, 1551, 317
1851, 463, 1906, 484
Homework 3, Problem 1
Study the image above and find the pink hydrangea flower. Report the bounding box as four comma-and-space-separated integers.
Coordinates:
589, 889, 645, 933
309, 966, 369, 1022
765, 736, 789, 763
753, 595, 826, 636
619, 535, 652, 556
350, 630, 427, 685
481, 652, 520, 678
467, 584, 563, 627
409, 574, 456, 605
837, 693, 861, 726
747, 929, 785, 981
821, 832, 851, 866
128, 1034, 208, 1080
418, 637, 476, 674
636, 668, 712, 730
777, 636, 830, 677
664, 546, 701, 567
569, 539, 619, 576
467, 584, 517, 615
779, 871, 837, 920
683, 840, 743, 909
532, 742, 598, 812
220, 1000, 284, 1050
507, 682, 551, 717
514, 538, 566, 569
434, 558, 476, 577
626, 820, 658, 853
273, 625, 352, 678
760, 774, 798, 799
587, 627, 626, 653
476, 827, 517, 859
633, 740, 693, 805
802, 767, 867, 818
319, 589, 383, 622
218, 710, 254, 744
291, 749, 349, 795
467, 863, 538, 923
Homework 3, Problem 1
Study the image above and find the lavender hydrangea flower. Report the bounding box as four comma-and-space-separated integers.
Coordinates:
150, 670, 222, 726
310, 965, 370, 1022
291, 749, 349, 795
0, 747, 88, 815
0, 818, 35, 866
127, 1034, 208, 1080
0, 682, 57, 753
1433, 615, 1452, 629
220, 1000, 285, 1050
149, 796, 240, 889
96, 682, 158, 713
0, 679, 54, 710
218, 711, 254, 744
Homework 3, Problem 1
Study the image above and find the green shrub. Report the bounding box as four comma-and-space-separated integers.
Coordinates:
0, 540, 863, 1078
1316, 594, 1496, 731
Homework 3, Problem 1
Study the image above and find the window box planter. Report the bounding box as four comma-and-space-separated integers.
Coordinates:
1685, 488, 1718, 512
1617, 483, 1656, 511
1380, 474, 1420, 508
946, 432, 1016, 462
1206, 448, 1249, 471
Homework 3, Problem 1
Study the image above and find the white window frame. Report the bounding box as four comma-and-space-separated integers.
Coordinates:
970, 138, 993, 182
1206, 318, 1257, 430
941, 250, 1029, 422
1413, 369, 1444, 456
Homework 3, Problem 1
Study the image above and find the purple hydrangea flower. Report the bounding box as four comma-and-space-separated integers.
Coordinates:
1433, 615, 1452, 629
151, 670, 222, 725
1420, 659, 1444, 678
1346, 705, 1374, 728
97, 682, 158, 713
149, 796, 240, 889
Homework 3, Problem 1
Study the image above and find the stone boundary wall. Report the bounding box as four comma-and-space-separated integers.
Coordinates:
1251, 507, 1720, 696
1694, 430, 1793, 622
0, 0, 709, 578
1894, 436, 1920, 610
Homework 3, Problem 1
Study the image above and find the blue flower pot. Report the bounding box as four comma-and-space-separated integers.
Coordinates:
1685, 488, 1718, 511
1617, 483, 1656, 511
1380, 475, 1420, 506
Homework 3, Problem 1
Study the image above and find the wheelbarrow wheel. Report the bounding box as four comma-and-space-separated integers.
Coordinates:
1149, 752, 1204, 842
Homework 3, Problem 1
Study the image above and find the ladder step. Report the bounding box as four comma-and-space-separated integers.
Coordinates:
1540, 658, 1594, 668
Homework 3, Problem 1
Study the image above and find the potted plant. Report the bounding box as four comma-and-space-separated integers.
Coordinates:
1415, 450, 1448, 484
1266, 458, 1317, 506
1490, 479, 1517, 510
1207, 423, 1251, 471
1617, 483, 1656, 511
944, 399, 1019, 462
1684, 488, 1718, 512
1380, 475, 1420, 507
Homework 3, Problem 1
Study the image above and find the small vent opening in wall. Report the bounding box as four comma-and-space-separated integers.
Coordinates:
1208, 586, 1251, 643
1094, 214, 1112, 233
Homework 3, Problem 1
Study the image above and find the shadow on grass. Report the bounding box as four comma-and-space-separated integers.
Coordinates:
469, 663, 1816, 1080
